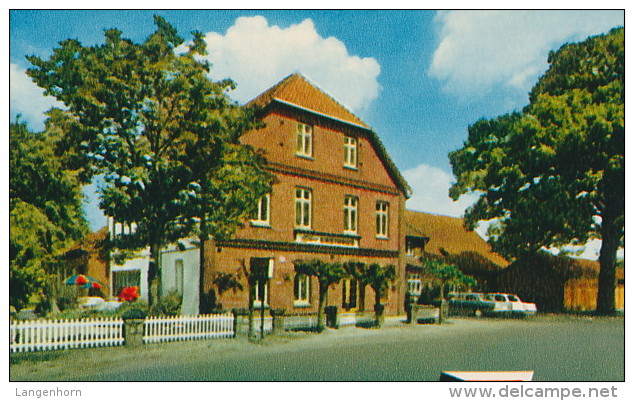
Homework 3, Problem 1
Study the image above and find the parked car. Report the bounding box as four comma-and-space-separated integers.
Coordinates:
483, 293, 537, 317
447, 292, 495, 317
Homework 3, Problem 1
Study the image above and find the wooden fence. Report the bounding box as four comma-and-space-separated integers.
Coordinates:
10, 317, 124, 353
143, 313, 235, 344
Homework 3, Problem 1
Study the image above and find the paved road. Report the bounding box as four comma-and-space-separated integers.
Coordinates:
10, 315, 624, 381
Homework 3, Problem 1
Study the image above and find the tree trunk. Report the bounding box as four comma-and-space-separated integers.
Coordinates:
595, 213, 620, 315
317, 283, 326, 332
148, 243, 162, 307
248, 281, 255, 339
374, 288, 384, 328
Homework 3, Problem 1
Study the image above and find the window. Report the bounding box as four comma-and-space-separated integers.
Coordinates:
295, 188, 312, 229
294, 274, 310, 305
253, 281, 269, 307
406, 239, 415, 256
343, 136, 357, 168
407, 273, 422, 295
376, 201, 389, 238
175, 259, 184, 296
112, 270, 141, 296
251, 194, 270, 226
296, 122, 313, 157
343, 196, 358, 234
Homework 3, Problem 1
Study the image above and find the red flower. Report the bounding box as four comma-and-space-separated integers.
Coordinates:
118, 286, 140, 302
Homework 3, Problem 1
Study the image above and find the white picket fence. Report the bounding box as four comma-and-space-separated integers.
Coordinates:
143, 313, 234, 344
10, 317, 124, 353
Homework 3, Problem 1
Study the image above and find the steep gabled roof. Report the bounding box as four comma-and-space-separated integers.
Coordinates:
247, 73, 370, 129
405, 210, 509, 268
247, 73, 411, 197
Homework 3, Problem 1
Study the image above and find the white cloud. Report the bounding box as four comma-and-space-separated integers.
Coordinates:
200, 16, 381, 112
404, 163, 478, 218
429, 10, 624, 98
10, 63, 61, 131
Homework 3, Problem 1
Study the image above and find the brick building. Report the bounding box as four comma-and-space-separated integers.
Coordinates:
199, 73, 411, 316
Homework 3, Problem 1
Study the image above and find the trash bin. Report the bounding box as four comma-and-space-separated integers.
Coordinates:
325, 306, 338, 328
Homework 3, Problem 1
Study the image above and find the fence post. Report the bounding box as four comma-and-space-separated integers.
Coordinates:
123, 318, 145, 347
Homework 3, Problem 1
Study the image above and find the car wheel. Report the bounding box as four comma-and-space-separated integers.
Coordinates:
474, 309, 483, 318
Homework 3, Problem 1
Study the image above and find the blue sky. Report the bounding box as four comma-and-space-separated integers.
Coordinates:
9, 9, 624, 258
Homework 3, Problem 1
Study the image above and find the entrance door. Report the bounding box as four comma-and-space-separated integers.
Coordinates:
342, 279, 359, 311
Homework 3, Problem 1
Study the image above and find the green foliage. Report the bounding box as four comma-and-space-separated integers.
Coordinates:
212, 272, 244, 296
26, 15, 272, 306
121, 307, 148, 320
422, 259, 477, 299
9, 118, 88, 310
449, 27, 623, 314
149, 290, 182, 316
295, 259, 346, 331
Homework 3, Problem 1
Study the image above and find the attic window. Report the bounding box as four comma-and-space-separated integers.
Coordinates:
296, 122, 313, 158
343, 136, 357, 168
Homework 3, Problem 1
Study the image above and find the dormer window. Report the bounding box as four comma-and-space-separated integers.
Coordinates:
343, 136, 357, 168
296, 122, 313, 158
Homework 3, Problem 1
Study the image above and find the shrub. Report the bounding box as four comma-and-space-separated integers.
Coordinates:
121, 308, 148, 320
149, 291, 182, 316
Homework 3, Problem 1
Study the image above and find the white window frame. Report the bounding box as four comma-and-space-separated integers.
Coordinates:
407, 272, 422, 296
343, 136, 358, 168
294, 273, 310, 306
251, 194, 271, 227
253, 280, 269, 308
295, 188, 312, 229
376, 201, 389, 238
343, 196, 358, 235
296, 122, 313, 158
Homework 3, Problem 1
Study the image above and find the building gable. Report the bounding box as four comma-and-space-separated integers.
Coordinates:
246, 73, 411, 197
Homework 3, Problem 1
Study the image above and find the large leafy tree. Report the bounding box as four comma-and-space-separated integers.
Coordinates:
9, 118, 88, 310
26, 16, 270, 306
449, 27, 624, 315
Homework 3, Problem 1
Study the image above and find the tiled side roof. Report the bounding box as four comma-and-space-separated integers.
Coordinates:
247, 73, 370, 129
405, 210, 509, 267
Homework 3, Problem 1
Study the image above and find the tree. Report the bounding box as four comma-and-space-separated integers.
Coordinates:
344, 262, 396, 327
9, 118, 88, 310
26, 16, 270, 306
421, 259, 476, 324
449, 27, 623, 315
294, 259, 346, 332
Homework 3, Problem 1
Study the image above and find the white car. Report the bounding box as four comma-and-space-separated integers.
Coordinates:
484, 293, 537, 317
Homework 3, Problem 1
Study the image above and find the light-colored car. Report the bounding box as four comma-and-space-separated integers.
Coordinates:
484, 293, 537, 317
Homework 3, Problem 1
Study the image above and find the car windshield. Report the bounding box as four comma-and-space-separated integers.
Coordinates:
495, 295, 506, 302
508, 295, 519, 302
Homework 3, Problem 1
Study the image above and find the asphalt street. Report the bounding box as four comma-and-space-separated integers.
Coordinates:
10, 315, 624, 381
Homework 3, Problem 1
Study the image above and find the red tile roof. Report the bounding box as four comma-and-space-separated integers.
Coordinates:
405, 210, 509, 267
247, 73, 370, 129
